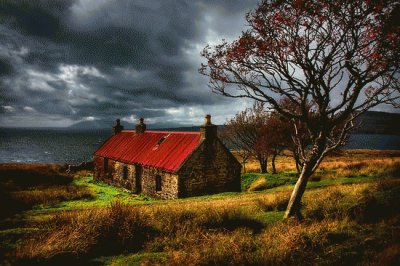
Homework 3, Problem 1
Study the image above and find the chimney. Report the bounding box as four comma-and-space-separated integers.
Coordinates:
135, 118, 146, 134
113, 119, 124, 134
200, 114, 217, 142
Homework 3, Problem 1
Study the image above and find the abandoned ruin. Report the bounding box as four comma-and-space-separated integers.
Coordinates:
93, 115, 241, 199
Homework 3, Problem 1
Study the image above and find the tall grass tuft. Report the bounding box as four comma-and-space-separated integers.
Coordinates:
303, 184, 370, 221
9, 185, 95, 206
256, 191, 291, 212
338, 160, 400, 178
198, 207, 264, 233
0, 164, 94, 219
15, 201, 155, 263
247, 178, 268, 191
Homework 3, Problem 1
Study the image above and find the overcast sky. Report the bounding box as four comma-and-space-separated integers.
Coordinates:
1, 0, 398, 129
0, 0, 262, 128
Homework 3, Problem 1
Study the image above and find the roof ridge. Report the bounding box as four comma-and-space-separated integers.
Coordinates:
121, 130, 200, 134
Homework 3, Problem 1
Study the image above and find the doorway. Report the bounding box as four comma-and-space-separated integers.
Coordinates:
135, 165, 142, 193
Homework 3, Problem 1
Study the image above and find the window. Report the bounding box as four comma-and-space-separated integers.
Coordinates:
123, 165, 128, 179
104, 158, 109, 173
155, 175, 162, 191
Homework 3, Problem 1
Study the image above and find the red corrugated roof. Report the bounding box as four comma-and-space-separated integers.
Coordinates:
94, 130, 202, 172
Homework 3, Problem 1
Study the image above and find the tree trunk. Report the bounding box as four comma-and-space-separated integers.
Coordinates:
284, 161, 314, 218
259, 158, 268, 173
271, 153, 277, 174
292, 149, 301, 176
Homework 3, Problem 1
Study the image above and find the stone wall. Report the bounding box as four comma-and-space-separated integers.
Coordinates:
112, 161, 136, 191
94, 156, 114, 181
93, 156, 179, 199
177, 139, 241, 197
141, 166, 179, 200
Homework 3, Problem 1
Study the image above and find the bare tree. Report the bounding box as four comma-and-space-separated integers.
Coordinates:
201, 0, 400, 218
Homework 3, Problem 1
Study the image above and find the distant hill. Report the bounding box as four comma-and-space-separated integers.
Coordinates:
70, 120, 136, 130
69, 120, 194, 131
69, 120, 112, 129
153, 126, 201, 132
353, 111, 400, 135
69, 111, 400, 135
161, 111, 400, 135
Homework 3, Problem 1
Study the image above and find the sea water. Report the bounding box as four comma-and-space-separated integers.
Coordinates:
0, 128, 110, 164
0, 128, 399, 164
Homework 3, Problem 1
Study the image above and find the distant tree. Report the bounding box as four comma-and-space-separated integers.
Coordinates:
278, 97, 313, 174
219, 128, 252, 173
222, 101, 294, 174
201, 0, 400, 218
264, 112, 292, 174
222, 102, 270, 173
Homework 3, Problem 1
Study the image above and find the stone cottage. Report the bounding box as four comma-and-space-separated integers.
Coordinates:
93, 115, 241, 199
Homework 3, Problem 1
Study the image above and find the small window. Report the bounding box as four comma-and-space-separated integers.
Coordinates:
104, 158, 109, 173
155, 175, 162, 191
123, 165, 128, 179
153, 134, 170, 150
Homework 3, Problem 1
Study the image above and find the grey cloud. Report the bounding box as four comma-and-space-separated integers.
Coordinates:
0, 0, 260, 127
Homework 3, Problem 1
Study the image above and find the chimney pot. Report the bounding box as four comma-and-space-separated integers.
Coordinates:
113, 118, 124, 134
135, 117, 146, 134
200, 114, 217, 141
204, 114, 212, 125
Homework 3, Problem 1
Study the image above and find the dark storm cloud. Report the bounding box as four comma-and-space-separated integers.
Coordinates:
0, 0, 259, 127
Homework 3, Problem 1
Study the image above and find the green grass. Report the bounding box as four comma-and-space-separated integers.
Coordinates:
91, 251, 169, 266
242, 171, 375, 193
242, 172, 297, 191
31, 176, 156, 212
14, 171, 376, 216
306, 176, 375, 189
254, 210, 285, 225
8, 171, 376, 232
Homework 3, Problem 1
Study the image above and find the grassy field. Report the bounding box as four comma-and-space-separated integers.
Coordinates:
1, 150, 399, 265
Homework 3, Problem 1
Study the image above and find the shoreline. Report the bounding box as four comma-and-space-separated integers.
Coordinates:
1, 149, 400, 169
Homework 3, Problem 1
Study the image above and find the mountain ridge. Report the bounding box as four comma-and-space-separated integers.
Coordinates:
68, 111, 400, 135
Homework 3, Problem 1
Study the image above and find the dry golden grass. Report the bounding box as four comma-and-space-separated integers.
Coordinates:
8, 182, 373, 255
9, 185, 95, 206
0, 163, 94, 218
235, 149, 400, 174
255, 191, 292, 211
10, 176, 400, 265
4, 150, 400, 265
